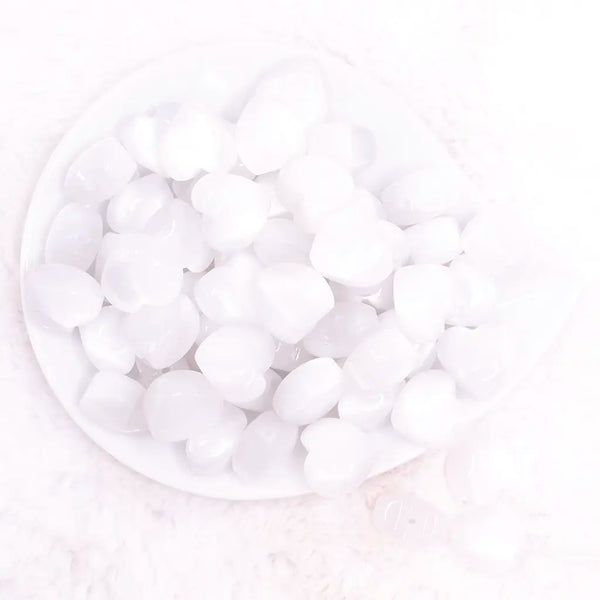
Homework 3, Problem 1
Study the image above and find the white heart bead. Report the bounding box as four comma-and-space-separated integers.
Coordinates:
448, 255, 498, 327
116, 113, 162, 174
122, 295, 200, 369
146, 199, 214, 273
80, 371, 145, 433
271, 340, 314, 372
101, 233, 182, 312
307, 121, 376, 170
79, 306, 135, 374
158, 105, 237, 180
450, 504, 527, 574
195, 325, 275, 402
185, 403, 247, 474
116, 115, 161, 173
64, 137, 136, 204
303, 301, 378, 359
277, 155, 354, 232
232, 410, 298, 480
107, 174, 172, 234
144, 370, 224, 442
310, 211, 393, 288
391, 370, 462, 447
44, 203, 103, 270
193, 265, 259, 325
406, 216, 462, 264
344, 327, 416, 392
372, 493, 450, 546
26, 264, 103, 329
338, 386, 395, 431
256, 263, 334, 344
273, 357, 344, 425
236, 94, 306, 175
393, 265, 459, 343
100, 238, 148, 313
253, 218, 312, 265
301, 418, 373, 497
191, 174, 271, 252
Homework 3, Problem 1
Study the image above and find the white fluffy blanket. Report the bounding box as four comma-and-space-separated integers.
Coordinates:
1, 1, 599, 597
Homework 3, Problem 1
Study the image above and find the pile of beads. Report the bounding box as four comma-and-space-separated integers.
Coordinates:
27, 60, 508, 497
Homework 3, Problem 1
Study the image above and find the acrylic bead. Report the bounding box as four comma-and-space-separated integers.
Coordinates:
107, 174, 172, 234
80, 371, 145, 433
122, 295, 199, 369
256, 263, 334, 344
26, 264, 102, 329
64, 137, 136, 204
44, 203, 103, 270
144, 370, 224, 442
273, 358, 344, 425
79, 306, 135, 374
186, 403, 247, 474
191, 174, 271, 253
232, 411, 298, 480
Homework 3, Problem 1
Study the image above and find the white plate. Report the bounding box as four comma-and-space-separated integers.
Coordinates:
20, 42, 579, 500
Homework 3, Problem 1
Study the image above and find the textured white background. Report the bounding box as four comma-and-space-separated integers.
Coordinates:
2, 1, 600, 598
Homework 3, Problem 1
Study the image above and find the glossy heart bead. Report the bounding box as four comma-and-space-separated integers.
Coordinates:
191, 174, 271, 253
256, 263, 334, 344
232, 411, 298, 480
273, 358, 344, 425
186, 403, 247, 474
80, 371, 145, 433
80, 306, 135, 374
44, 203, 103, 270
64, 137, 136, 204
122, 295, 199, 369
144, 370, 224, 442
26, 264, 103, 329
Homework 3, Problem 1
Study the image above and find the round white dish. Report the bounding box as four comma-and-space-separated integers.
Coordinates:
20, 42, 578, 499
